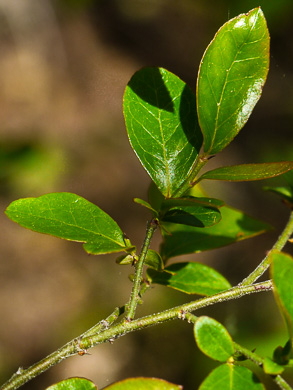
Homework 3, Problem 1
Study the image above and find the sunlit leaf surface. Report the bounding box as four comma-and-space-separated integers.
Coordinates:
124, 67, 203, 197
147, 262, 231, 295
5, 193, 127, 255
199, 364, 264, 389
197, 8, 270, 155
103, 377, 182, 390
46, 377, 97, 390
194, 316, 234, 361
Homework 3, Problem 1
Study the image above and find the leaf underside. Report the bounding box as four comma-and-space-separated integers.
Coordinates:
198, 162, 293, 183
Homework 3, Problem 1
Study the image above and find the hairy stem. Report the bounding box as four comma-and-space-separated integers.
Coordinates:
274, 376, 293, 390
81, 305, 126, 338
1, 280, 272, 390
126, 218, 158, 320
234, 342, 264, 365
240, 210, 293, 286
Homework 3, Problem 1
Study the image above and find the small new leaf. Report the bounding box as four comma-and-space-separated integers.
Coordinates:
145, 249, 164, 270
133, 198, 158, 216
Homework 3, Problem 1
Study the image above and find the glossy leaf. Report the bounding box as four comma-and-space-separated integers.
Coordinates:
197, 162, 293, 183
270, 251, 293, 343
147, 262, 231, 295
124, 67, 203, 197
103, 377, 182, 390
199, 364, 264, 390
197, 8, 270, 155
161, 204, 271, 260
194, 316, 234, 361
160, 197, 222, 228
46, 377, 97, 390
5, 193, 127, 255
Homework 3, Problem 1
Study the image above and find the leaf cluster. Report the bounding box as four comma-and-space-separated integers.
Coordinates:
3, 7, 293, 390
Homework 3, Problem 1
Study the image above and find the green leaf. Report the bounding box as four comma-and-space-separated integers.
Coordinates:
270, 251, 293, 344
197, 162, 293, 183
116, 250, 163, 271
160, 197, 222, 228
5, 193, 127, 255
124, 67, 203, 198
161, 204, 271, 260
116, 254, 135, 265
197, 8, 270, 155
46, 377, 97, 390
103, 377, 182, 390
147, 262, 231, 295
145, 249, 164, 271
194, 316, 234, 362
133, 198, 158, 216
263, 357, 284, 375
199, 364, 264, 390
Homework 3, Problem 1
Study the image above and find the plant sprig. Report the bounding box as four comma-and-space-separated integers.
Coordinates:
3, 7, 293, 390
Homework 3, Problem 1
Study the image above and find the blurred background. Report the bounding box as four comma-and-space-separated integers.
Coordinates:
0, 0, 293, 389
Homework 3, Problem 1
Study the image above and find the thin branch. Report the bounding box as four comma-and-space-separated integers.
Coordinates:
234, 342, 293, 390
0, 281, 272, 390
240, 210, 293, 286
126, 218, 158, 320
81, 305, 126, 338
274, 376, 293, 390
